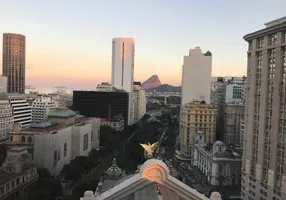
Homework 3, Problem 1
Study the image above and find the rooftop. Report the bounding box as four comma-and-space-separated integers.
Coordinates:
48, 107, 76, 118
13, 116, 94, 133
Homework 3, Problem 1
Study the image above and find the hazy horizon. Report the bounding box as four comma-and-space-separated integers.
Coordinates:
1, 0, 285, 88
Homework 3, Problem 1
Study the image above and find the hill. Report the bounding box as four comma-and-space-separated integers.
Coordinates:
141, 75, 161, 90
145, 84, 181, 93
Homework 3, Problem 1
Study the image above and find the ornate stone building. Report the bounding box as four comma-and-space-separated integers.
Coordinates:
0, 147, 38, 200
193, 135, 242, 187
81, 158, 222, 200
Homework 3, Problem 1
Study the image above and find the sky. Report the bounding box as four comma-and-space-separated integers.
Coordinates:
0, 0, 285, 89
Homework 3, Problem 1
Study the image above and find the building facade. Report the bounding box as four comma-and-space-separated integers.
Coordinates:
81, 158, 222, 200
133, 84, 146, 123
31, 97, 56, 123
100, 115, 124, 131
212, 77, 227, 141
0, 93, 31, 127
224, 104, 244, 145
242, 17, 286, 200
180, 101, 216, 158
225, 77, 246, 104
96, 82, 115, 92
0, 76, 7, 93
0, 100, 13, 143
73, 91, 129, 127
193, 140, 242, 187
2, 33, 26, 94
0, 147, 38, 200
7, 108, 100, 175
181, 47, 212, 105
111, 38, 135, 125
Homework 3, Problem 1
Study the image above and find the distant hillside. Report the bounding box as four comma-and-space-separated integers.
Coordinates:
146, 84, 181, 93
141, 75, 161, 90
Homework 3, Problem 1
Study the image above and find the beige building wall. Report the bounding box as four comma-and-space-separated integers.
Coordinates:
242, 17, 286, 200
180, 101, 216, 157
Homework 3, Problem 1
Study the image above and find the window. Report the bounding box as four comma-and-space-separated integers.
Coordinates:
21, 136, 25, 142
28, 136, 32, 143
64, 143, 67, 157
53, 150, 57, 167
83, 134, 88, 151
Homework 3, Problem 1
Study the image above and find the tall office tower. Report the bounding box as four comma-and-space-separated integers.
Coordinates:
31, 97, 56, 123
111, 38, 135, 125
181, 47, 212, 105
241, 17, 286, 200
2, 33, 26, 94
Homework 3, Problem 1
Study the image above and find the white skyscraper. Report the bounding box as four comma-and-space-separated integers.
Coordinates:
181, 47, 212, 105
111, 38, 135, 125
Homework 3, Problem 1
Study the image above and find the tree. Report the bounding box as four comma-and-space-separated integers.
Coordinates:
25, 168, 63, 200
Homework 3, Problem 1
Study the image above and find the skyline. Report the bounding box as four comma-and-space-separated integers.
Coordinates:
1, 0, 285, 89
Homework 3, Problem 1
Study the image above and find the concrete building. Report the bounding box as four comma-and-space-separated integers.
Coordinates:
224, 104, 244, 145
7, 108, 100, 175
31, 97, 56, 123
180, 101, 216, 158
225, 77, 246, 104
242, 16, 286, 200
0, 147, 38, 200
133, 84, 146, 123
0, 76, 7, 93
96, 82, 115, 92
2, 33, 26, 94
193, 138, 242, 188
181, 47, 212, 105
0, 93, 31, 127
81, 158, 222, 200
111, 38, 135, 125
73, 91, 129, 127
100, 115, 124, 131
0, 100, 13, 143
211, 77, 227, 141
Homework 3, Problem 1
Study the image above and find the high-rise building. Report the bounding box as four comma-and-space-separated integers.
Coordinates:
224, 104, 244, 145
111, 38, 135, 125
2, 33, 26, 94
180, 101, 216, 158
225, 77, 246, 104
133, 83, 146, 123
242, 17, 286, 200
0, 100, 13, 143
0, 93, 31, 127
181, 47, 212, 105
73, 91, 129, 127
31, 97, 56, 123
212, 77, 227, 141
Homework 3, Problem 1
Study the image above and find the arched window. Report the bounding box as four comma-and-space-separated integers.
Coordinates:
21, 136, 26, 142
28, 137, 32, 143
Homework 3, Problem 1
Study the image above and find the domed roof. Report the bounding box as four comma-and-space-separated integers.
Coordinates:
214, 140, 224, 146
106, 158, 122, 180
48, 107, 76, 118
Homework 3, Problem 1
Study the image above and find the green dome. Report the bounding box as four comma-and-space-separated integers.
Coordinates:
48, 107, 76, 118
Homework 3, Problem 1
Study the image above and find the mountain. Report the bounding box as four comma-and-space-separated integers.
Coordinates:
141, 75, 161, 90
145, 84, 181, 93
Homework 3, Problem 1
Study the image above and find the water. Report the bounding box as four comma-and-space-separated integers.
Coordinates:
25, 87, 95, 94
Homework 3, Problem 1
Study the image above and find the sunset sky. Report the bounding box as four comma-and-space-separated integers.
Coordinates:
0, 0, 285, 89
